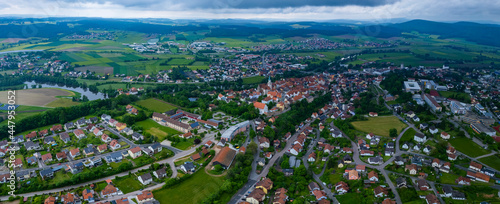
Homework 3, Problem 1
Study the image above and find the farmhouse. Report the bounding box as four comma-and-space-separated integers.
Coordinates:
212, 146, 237, 169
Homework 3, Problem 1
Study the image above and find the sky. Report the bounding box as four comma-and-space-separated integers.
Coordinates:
1, 0, 499, 23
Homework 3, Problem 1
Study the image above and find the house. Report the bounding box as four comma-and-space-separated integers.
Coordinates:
452, 190, 466, 200
448, 153, 457, 161
128, 147, 143, 159
56, 152, 67, 161
97, 144, 108, 153
259, 137, 270, 149
41, 153, 53, 163
70, 148, 80, 158
394, 156, 404, 165
440, 162, 451, 173
148, 143, 162, 154
469, 161, 482, 172
82, 189, 95, 203
84, 147, 95, 156
136, 190, 154, 203
348, 169, 359, 180
272, 188, 288, 204
44, 137, 56, 145
332, 130, 342, 138
110, 140, 121, 150
26, 156, 38, 165
360, 150, 374, 156
12, 158, 22, 168
308, 181, 321, 191
402, 142, 409, 150
104, 152, 123, 163
343, 154, 352, 163
60, 133, 71, 143
93, 128, 103, 136
39, 129, 49, 136
101, 184, 119, 197
24, 141, 40, 151
101, 134, 112, 143
121, 127, 134, 135
290, 143, 302, 155
61, 192, 79, 204
417, 179, 430, 191
308, 152, 316, 162
76, 118, 87, 128
45, 196, 56, 204
368, 156, 383, 165
13, 135, 24, 143
368, 170, 379, 182
356, 165, 366, 172
87, 117, 99, 124
382, 199, 396, 204
181, 162, 196, 173
425, 194, 440, 204
64, 122, 75, 131
312, 189, 327, 201
446, 146, 456, 154
396, 177, 407, 188
246, 188, 266, 204
254, 102, 268, 114
423, 146, 432, 154
335, 181, 349, 195
66, 162, 84, 174
455, 176, 471, 185
481, 167, 495, 177
429, 126, 438, 134
153, 168, 167, 179
25, 131, 37, 141
405, 164, 418, 175
40, 168, 54, 180
138, 173, 153, 185
369, 112, 378, 117
205, 140, 214, 148
441, 132, 450, 140
51, 124, 63, 132
341, 147, 352, 153
467, 171, 490, 183
181, 132, 193, 139
256, 178, 274, 194
374, 186, 388, 197
212, 146, 237, 169
414, 133, 426, 143
132, 133, 144, 141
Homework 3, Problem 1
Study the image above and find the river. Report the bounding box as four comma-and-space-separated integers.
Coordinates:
23, 81, 107, 101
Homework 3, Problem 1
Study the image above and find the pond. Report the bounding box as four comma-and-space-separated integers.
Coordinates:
24, 81, 107, 100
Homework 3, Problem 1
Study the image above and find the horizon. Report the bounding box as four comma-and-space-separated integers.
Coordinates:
0, 0, 499, 24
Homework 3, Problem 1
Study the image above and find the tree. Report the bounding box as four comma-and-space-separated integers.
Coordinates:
214, 164, 223, 172
247, 141, 258, 154
263, 125, 275, 140
389, 128, 397, 138
281, 158, 290, 169
249, 128, 256, 139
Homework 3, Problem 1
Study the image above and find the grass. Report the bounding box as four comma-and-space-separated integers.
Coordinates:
439, 173, 460, 184
135, 119, 182, 141
449, 137, 491, 158
351, 116, 407, 137
135, 98, 177, 113
479, 155, 500, 171
49, 170, 71, 185
173, 139, 195, 150
400, 128, 417, 143
439, 91, 471, 103
242, 76, 266, 85
45, 98, 80, 107
153, 170, 225, 204
113, 175, 144, 194
336, 193, 364, 203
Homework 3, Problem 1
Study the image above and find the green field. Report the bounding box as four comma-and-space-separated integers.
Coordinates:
45, 98, 80, 107
351, 116, 407, 137
135, 119, 182, 141
438, 91, 471, 103
400, 128, 417, 143
479, 155, 500, 171
449, 137, 491, 157
153, 170, 225, 204
242, 76, 266, 85
173, 138, 195, 150
135, 98, 177, 113
113, 175, 144, 194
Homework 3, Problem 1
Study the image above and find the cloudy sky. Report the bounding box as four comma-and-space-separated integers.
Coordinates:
1, 0, 499, 23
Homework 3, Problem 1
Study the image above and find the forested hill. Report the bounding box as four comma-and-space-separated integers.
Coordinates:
0, 18, 499, 47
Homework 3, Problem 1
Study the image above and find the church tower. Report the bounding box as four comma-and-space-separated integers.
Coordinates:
268, 76, 272, 89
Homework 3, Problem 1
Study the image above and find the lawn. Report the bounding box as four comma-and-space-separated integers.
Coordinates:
479, 155, 500, 171
400, 128, 417, 143
135, 98, 177, 113
351, 116, 407, 137
439, 173, 460, 184
135, 119, 182, 141
153, 170, 225, 204
173, 139, 195, 150
242, 76, 266, 85
449, 137, 491, 157
49, 170, 71, 185
336, 193, 364, 203
113, 175, 144, 194
439, 91, 471, 103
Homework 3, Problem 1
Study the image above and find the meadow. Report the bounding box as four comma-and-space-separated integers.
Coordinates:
449, 137, 491, 157
350, 116, 407, 137
135, 98, 178, 113
153, 170, 225, 204
135, 119, 181, 141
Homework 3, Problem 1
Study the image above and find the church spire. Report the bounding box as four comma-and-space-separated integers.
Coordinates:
268, 76, 272, 89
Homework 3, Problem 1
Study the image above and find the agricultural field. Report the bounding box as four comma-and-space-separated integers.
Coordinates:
449, 137, 491, 157
45, 98, 80, 107
478, 155, 500, 171
0, 88, 75, 107
135, 98, 178, 113
153, 170, 225, 204
351, 116, 407, 137
242, 76, 266, 85
135, 119, 182, 141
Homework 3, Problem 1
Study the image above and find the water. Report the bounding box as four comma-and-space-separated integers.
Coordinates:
23, 81, 107, 100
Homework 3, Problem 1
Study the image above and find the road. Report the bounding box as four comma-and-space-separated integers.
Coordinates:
0, 123, 217, 201
228, 122, 310, 204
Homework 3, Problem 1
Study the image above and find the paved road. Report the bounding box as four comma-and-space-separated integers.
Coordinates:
228, 122, 310, 204
0, 127, 216, 201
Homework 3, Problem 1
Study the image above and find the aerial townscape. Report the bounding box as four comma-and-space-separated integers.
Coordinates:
0, 1, 500, 204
